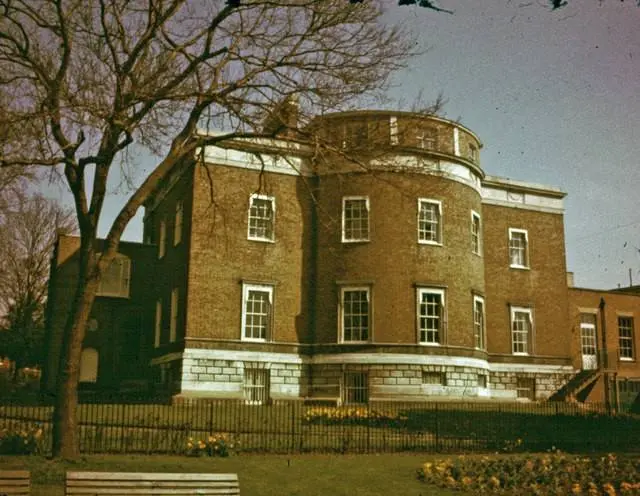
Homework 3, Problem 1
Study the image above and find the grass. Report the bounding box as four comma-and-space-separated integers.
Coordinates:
0, 453, 462, 496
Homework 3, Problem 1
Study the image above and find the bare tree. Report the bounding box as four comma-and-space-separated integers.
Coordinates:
0, 0, 417, 457
0, 192, 75, 377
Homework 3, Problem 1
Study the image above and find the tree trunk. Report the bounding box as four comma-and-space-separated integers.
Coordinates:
51, 242, 100, 458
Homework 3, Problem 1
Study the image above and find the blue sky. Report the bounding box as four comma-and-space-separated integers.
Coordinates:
383, 0, 640, 289
42, 1, 639, 290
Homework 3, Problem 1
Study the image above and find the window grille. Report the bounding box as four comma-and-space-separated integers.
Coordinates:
244, 368, 270, 405
342, 372, 368, 404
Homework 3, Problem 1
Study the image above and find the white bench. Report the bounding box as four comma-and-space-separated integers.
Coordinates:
0, 470, 30, 496
65, 472, 239, 495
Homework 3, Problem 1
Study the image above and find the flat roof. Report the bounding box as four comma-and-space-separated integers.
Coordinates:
483, 175, 566, 199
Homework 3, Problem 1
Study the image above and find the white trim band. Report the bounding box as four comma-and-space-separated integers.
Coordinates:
152, 349, 575, 375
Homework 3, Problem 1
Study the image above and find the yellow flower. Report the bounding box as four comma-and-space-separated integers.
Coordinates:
571, 483, 582, 495
489, 476, 500, 488
586, 482, 599, 496
602, 483, 616, 496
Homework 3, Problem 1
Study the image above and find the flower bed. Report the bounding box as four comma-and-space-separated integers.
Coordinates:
417, 453, 640, 495
0, 422, 44, 455
184, 433, 236, 457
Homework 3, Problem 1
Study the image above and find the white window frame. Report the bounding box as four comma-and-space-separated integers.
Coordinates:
339, 286, 371, 343
174, 201, 183, 246
417, 288, 445, 346
342, 196, 370, 243
618, 316, 635, 361
471, 211, 482, 255
244, 368, 271, 405
247, 194, 275, 243
508, 228, 529, 269
96, 254, 131, 298
511, 306, 533, 355
241, 283, 274, 342
580, 313, 598, 357
169, 288, 178, 343
418, 199, 443, 245
473, 295, 486, 350
158, 219, 166, 259
154, 299, 162, 348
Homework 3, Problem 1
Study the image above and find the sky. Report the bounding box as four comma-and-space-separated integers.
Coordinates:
382, 0, 640, 290
42, 0, 639, 291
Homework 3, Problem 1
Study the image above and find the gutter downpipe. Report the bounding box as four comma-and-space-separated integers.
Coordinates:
599, 297, 612, 414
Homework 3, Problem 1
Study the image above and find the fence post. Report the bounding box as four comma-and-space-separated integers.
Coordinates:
290, 401, 295, 453
434, 403, 440, 452
366, 403, 371, 454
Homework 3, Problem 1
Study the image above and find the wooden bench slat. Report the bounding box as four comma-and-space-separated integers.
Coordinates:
66, 482, 238, 488
67, 472, 237, 481
0, 472, 30, 479
0, 470, 30, 496
65, 472, 239, 495
67, 479, 238, 487
67, 490, 239, 495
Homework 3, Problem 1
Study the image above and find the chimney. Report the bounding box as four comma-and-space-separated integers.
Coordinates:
262, 94, 299, 137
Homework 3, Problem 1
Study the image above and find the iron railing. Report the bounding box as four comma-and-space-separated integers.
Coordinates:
0, 397, 638, 456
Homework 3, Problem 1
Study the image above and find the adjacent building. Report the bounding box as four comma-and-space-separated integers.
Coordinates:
44, 110, 640, 407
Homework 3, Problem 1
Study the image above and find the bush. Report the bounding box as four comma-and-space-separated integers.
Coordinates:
303, 406, 404, 427
0, 422, 44, 455
185, 433, 235, 457
417, 453, 640, 495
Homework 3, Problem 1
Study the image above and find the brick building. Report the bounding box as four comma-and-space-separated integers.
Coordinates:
43, 237, 156, 393
563, 286, 640, 407
44, 110, 640, 406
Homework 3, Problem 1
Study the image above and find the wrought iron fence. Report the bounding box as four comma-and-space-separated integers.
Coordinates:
0, 397, 638, 456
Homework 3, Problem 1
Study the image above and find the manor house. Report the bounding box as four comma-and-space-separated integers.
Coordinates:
44, 110, 640, 408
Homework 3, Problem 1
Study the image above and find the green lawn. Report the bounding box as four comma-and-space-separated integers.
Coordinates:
0, 453, 462, 496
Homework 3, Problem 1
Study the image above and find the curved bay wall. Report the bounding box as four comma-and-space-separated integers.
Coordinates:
313, 170, 485, 351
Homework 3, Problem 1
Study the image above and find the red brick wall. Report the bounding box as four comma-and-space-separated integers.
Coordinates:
568, 288, 640, 378
482, 205, 570, 359
143, 167, 194, 350
185, 163, 315, 344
